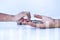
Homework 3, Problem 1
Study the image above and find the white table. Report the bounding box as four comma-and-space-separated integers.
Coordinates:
0, 22, 60, 40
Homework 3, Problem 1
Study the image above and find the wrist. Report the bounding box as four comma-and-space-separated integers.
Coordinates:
54, 19, 60, 28
11, 15, 16, 22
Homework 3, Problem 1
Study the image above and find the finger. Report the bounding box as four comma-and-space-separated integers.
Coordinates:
21, 21, 28, 25
26, 22, 36, 27
26, 21, 46, 28
36, 24, 46, 29
17, 18, 30, 25
34, 14, 42, 19
17, 17, 24, 23
16, 11, 31, 21
20, 11, 31, 21
21, 11, 31, 18
24, 12, 31, 21
34, 14, 44, 22
26, 12, 31, 18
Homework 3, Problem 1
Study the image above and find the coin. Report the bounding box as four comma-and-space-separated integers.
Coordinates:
17, 20, 43, 25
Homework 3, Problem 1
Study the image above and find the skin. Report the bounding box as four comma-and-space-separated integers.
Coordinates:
0, 11, 31, 22
0, 11, 60, 28
20, 14, 60, 28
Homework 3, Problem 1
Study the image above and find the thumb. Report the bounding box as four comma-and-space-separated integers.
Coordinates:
34, 14, 43, 19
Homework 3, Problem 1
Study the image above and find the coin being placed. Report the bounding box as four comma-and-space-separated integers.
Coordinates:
17, 20, 43, 25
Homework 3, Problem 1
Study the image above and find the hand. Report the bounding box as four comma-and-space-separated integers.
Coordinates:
14, 11, 31, 23
34, 14, 55, 28
23, 14, 55, 28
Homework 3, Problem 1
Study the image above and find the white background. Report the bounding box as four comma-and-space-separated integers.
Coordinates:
0, 0, 60, 40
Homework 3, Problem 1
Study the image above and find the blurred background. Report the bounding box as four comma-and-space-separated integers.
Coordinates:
0, 0, 60, 40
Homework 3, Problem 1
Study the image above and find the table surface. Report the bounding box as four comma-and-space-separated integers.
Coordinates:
0, 22, 60, 40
